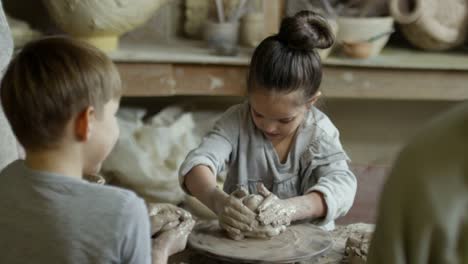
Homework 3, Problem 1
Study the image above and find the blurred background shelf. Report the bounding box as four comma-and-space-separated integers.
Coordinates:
113, 41, 468, 100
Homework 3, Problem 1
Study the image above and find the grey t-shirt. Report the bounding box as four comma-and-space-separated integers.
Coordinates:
180, 102, 357, 229
0, 160, 151, 264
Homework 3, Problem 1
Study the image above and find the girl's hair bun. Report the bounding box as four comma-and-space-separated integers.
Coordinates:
277, 10, 334, 51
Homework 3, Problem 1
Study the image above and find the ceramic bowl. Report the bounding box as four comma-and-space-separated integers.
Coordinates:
43, 0, 167, 52
337, 16, 394, 58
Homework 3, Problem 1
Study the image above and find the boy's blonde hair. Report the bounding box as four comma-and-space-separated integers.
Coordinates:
0, 36, 122, 151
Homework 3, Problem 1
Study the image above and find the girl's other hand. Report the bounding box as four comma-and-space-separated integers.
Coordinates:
256, 183, 295, 227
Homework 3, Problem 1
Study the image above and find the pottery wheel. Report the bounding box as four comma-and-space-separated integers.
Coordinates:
188, 220, 333, 263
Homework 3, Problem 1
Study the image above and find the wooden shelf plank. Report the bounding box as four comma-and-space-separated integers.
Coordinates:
111, 40, 468, 71
118, 63, 247, 97
114, 39, 468, 100
322, 67, 468, 101
118, 63, 468, 101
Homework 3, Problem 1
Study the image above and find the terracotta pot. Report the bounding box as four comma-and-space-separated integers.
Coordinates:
390, 0, 468, 51
43, 0, 167, 52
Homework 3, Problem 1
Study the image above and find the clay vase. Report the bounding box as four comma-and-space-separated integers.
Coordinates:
42, 0, 168, 52
389, 0, 468, 51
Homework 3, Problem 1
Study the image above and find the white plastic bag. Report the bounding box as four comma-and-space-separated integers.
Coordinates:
102, 106, 220, 204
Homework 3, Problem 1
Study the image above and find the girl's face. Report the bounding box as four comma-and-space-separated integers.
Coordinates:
249, 88, 316, 142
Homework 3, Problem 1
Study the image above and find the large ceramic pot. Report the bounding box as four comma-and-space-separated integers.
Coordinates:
43, 0, 167, 52
337, 16, 394, 58
390, 0, 468, 51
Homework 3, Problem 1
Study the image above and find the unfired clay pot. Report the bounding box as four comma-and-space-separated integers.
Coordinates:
390, 0, 468, 51
42, 0, 167, 52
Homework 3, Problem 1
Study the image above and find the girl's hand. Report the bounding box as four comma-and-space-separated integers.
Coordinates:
216, 187, 258, 235
256, 183, 295, 227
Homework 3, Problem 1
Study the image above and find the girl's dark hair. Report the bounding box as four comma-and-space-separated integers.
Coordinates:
247, 10, 334, 100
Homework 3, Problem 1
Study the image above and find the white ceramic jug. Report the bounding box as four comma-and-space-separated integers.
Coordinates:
390, 0, 468, 51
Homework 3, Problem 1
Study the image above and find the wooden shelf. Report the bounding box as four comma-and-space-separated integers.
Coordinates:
113, 40, 468, 100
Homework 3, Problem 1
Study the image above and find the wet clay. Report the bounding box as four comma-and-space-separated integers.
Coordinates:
242, 194, 263, 211
223, 190, 285, 240
343, 231, 372, 264
189, 220, 333, 263
147, 203, 192, 236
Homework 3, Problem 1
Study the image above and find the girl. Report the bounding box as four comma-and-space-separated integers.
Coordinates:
179, 10, 356, 238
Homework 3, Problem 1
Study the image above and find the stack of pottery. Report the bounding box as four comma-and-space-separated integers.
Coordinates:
42, 0, 167, 52
390, 0, 468, 51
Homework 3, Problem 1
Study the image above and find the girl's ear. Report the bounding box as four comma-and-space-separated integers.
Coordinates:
75, 106, 95, 141
307, 91, 322, 108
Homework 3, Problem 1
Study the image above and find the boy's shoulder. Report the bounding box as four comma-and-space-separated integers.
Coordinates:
0, 161, 150, 263
78, 179, 143, 209
0, 160, 144, 215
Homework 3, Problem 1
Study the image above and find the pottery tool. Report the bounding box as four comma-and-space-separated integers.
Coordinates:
188, 220, 333, 263
318, 0, 337, 17
229, 0, 248, 22
215, 0, 225, 23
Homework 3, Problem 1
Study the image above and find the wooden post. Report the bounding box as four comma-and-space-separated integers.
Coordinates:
263, 0, 285, 36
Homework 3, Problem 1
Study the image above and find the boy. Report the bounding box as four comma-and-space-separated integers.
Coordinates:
0, 37, 193, 263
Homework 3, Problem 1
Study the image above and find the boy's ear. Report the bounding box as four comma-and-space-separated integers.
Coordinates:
75, 107, 95, 141
307, 91, 322, 108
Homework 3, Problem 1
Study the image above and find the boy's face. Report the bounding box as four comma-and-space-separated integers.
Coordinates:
83, 98, 120, 175
249, 89, 308, 143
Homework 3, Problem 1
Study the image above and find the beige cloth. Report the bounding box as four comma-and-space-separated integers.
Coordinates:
368, 102, 468, 263
0, 2, 19, 170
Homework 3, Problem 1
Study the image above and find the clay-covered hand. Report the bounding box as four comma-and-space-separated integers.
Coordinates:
147, 203, 192, 236
256, 183, 295, 227
152, 216, 196, 257
216, 186, 257, 239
